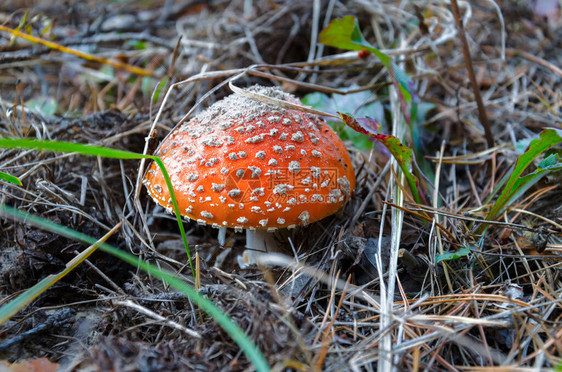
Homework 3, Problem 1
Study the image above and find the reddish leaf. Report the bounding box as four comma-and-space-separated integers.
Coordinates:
338, 112, 381, 136
339, 112, 427, 205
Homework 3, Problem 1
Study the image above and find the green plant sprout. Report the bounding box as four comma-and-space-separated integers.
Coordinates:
476, 128, 562, 234
0, 171, 22, 186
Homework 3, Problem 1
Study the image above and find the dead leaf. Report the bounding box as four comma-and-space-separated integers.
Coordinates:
0, 358, 59, 372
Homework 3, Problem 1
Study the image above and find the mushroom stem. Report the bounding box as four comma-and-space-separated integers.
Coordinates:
218, 227, 227, 246
245, 230, 285, 252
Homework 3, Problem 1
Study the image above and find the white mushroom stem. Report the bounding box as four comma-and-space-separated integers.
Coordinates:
216, 227, 286, 252
245, 229, 285, 252
238, 230, 289, 269
218, 227, 227, 246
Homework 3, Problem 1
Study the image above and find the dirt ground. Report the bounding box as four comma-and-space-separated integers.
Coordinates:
0, 0, 561, 371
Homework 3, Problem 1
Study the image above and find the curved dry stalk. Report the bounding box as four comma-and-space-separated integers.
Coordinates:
450, 0, 494, 149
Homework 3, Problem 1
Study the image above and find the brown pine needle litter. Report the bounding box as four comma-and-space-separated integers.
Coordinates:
0, 1, 561, 370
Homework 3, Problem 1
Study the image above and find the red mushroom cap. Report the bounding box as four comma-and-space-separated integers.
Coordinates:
143, 85, 355, 231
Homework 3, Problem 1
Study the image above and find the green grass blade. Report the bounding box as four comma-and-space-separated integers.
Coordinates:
0, 205, 270, 372
0, 137, 145, 159
498, 156, 561, 211
0, 222, 120, 324
486, 129, 561, 218
476, 128, 562, 234
0, 171, 22, 186
0, 137, 194, 274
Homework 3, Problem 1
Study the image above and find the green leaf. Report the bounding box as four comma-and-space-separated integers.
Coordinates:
0, 205, 270, 372
436, 247, 471, 263
537, 152, 559, 167
303, 90, 385, 151
375, 132, 427, 205
26, 96, 58, 116
301, 91, 332, 109
142, 77, 169, 104
0, 137, 194, 274
0, 171, 22, 186
319, 16, 367, 52
339, 126, 375, 151
394, 63, 413, 102
482, 128, 562, 229
152, 77, 168, 104
125, 39, 147, 50
515, 137, 533, 154
319, 16, 417, 127
320, 16, 390, 67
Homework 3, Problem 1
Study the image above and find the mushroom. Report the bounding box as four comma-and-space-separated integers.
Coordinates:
143, 85, 355, 253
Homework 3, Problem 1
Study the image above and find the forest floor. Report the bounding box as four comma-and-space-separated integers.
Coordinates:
0, 0, 561, 371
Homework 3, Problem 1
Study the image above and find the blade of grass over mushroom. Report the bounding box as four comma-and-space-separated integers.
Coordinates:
0, 138, 194, 274
319, 16, 418, 126
339, 113, 427, 206
0, 221, 122, 325
476, 128, 562, 234
0, 205, 270, 372
0, 25, 156, 78
0, 171, 22, 186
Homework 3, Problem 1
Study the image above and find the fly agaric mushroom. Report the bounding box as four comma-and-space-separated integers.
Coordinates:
143, 85, 355, 252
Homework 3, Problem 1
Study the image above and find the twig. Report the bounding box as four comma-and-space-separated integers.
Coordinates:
450, 0, 494, 149
0, 25, 158, 78
114, 299, 201, 338
482, 45, 562, 77
0, 308, 73, 352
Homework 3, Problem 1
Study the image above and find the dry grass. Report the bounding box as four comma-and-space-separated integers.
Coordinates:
0, 0, 561, 370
